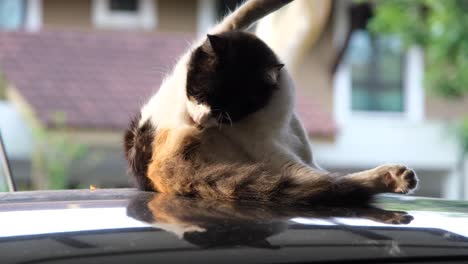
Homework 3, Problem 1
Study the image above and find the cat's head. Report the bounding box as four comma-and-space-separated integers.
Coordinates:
186, 31, 283, 126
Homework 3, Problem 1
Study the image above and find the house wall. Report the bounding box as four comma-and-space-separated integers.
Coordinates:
310, 117, 461, 199
41, 0, 198, 32
426, 95, 468, 121
293, 22, 336, 122
157, 0, 197, 32
312, 118, 460, 169
43, 0, 93, 29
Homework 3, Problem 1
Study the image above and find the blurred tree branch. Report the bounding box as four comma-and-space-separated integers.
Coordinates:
370, 0, 468, 154
369, 0, 468, 99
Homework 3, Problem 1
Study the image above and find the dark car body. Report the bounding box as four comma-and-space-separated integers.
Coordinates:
0, 189, 467, 263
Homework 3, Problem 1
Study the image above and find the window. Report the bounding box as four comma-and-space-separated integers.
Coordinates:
333, 2, 424, 124
0, 0, 25, 30
109, 0, 139, 12
346, 30, 404, 112
92, 0, 156, 30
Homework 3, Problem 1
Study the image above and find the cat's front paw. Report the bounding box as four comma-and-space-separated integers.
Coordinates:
378, 165, 418, 194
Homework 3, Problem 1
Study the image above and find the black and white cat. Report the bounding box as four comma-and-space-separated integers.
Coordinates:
124, 0, 418, 204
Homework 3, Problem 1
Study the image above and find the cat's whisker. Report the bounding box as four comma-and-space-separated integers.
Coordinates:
217, 113, 223, 130
224, 112, 233, 127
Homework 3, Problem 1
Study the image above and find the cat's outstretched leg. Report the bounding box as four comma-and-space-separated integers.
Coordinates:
279, 163, 418, 204
342, 164, 418, 195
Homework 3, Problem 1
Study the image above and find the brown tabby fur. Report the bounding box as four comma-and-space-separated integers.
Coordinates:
141, 125, 417, 205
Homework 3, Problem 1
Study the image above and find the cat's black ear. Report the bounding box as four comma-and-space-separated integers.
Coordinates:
265, 64, 284, 84
207, 34, 227, 54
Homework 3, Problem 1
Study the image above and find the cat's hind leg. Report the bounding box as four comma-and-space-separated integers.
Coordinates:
278, 163, 418, 204
342, 164, 418, 195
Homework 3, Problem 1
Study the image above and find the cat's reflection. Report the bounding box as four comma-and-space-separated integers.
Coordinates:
127, 193, 413, 248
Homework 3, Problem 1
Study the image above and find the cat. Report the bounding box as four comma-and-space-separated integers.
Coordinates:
124, 0, 418, 205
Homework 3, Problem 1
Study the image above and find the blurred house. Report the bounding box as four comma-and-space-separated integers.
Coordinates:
0, 0, 241, 34
0, 0, 466, 198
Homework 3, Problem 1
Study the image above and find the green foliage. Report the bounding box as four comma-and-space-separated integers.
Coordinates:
32, 112, 88, 189
369, 0, 468, 98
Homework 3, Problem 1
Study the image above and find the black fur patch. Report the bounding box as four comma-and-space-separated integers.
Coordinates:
186, 31, 282, 123
123, 114, 155, 191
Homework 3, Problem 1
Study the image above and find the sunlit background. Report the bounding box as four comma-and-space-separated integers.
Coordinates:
0, 0, 467, 200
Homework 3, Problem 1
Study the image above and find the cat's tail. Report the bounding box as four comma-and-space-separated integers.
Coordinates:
209, 0, 295, 35
255, 0, 332, 70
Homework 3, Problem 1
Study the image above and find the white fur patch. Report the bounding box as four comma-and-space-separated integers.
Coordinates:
186, 99, 217, 128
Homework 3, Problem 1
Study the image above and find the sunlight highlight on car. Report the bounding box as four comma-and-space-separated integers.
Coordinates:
0, 207, 150, 238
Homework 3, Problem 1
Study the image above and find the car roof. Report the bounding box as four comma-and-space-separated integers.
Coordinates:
0, 189, 467, 263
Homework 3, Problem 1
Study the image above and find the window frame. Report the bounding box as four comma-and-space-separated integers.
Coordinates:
349, 31, 406, 113
332, 1, 424, 124
334, 46, 424, 124
92, 0, 156, 30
